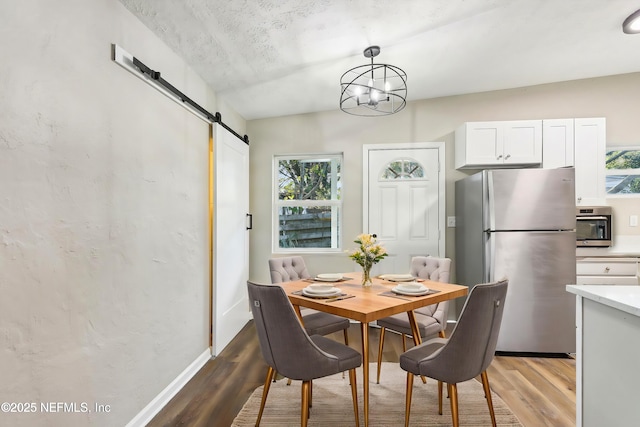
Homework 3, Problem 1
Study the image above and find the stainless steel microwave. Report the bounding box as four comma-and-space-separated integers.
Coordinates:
576, 206, 612, 247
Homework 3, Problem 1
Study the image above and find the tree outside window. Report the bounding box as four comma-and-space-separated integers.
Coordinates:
606, 148, 640, 195
274, 154, 342, 251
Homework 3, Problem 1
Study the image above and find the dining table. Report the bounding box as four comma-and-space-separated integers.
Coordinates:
278, 272, 468, 427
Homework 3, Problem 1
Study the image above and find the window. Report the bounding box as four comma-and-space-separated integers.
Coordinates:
606, 147, 640, 196
274, 154, 342, 252
380, 158, 425, 180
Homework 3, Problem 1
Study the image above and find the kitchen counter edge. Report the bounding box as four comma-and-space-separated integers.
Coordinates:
566, 285, 640, 317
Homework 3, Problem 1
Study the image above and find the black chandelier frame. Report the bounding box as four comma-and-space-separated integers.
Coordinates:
340, 46, 407, 116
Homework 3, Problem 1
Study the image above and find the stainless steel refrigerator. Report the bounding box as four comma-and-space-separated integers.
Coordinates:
455, 168, 576, 353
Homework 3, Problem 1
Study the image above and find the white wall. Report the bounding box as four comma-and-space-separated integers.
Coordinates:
0, 1, 244, 425
247, 72, 640, 286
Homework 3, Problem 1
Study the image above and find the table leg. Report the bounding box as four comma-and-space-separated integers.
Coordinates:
360, 322, 369, 427
407, 310, 422, 346
407, 310, 427, 383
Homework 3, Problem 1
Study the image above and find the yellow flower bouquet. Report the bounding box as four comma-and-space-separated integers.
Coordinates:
348, 234, 388, 286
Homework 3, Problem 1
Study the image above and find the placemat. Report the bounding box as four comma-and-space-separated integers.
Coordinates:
291, 289, 348, 299
379, 289, 440, 299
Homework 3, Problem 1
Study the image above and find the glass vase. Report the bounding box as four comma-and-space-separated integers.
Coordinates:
361, 266, 373, 287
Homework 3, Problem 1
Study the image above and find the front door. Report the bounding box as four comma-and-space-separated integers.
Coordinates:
363, 143, 444, 274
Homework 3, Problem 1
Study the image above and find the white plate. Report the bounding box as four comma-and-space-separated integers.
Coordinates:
383, 274, 415, 282
302, 288, 342, 298
306, 284, 336, 293
315, 273, 343, 282
392, 285, 429, 296
395, 282, 427, 293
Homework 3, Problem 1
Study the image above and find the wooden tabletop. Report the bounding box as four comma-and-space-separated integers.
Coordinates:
279, 273, 468, 323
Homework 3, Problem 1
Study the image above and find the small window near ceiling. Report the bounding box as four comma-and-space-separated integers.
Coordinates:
606, 147, 640, 196
273, 154, 342, 252
380, 159, 425, 180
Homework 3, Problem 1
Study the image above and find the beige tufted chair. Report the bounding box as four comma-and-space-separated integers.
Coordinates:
268, 256, 350, 343
376, 256, 452, 383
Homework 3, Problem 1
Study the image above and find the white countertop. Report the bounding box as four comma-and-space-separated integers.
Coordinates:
566, 285, 640, 317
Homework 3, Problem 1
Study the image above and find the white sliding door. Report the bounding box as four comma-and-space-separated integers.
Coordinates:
213, 124, 251, 355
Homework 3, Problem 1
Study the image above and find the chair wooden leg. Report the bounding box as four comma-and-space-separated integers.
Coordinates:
349, 368, 360, 427
309, 380, 313, 408
448, 383, 459, 427
256, 366, 275, 426
376, 327, 386, 384
401, 333, 407, 352
404, 372, 414, 427
439, 329, 446, 338
481, 371, 497, 427
343, 328, 349, 345
300, 381, 310, 427
438, 380, 443, 415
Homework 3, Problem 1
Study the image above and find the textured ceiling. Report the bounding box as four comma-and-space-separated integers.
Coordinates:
119, 0, 640, 120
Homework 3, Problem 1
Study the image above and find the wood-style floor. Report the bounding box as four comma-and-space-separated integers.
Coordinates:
149, 322, 576, 426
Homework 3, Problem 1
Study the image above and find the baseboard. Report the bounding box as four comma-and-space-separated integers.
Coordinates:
126, 348, 212, 427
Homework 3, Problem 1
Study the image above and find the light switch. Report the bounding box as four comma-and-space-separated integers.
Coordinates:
630, 215, 638, 227
447, 216, 456, 228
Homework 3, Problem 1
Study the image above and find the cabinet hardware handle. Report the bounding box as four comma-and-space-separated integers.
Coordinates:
505, 154, 511, 159
497, 155, 502, 160
604, 267, 610, 273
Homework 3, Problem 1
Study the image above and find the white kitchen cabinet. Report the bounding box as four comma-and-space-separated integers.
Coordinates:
576, 257, 639, 285
574, 118, 606, 205
542, 118, 574, 168
455, 120, 542, 169
542, 117, 606, 205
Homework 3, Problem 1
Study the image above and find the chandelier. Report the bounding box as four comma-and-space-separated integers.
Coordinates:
340, 46, 407, 116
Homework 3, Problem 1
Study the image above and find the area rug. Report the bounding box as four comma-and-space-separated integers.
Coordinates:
232, 363, 522, 426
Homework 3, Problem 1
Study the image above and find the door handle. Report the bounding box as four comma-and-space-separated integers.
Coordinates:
246, 213, 253, 230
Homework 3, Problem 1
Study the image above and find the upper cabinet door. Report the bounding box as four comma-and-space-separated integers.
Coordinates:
463, 122, 504, 166
503, 120, 542, 165
574, 118, 606, 205
455, 120, 542, 169
542, 119, 575, 168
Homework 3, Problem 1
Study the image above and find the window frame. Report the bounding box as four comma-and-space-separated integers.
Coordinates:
605, 146, 640, 197
272, 153, 344, 253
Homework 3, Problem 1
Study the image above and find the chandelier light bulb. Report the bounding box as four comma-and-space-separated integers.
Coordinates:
384, 81, 391, 92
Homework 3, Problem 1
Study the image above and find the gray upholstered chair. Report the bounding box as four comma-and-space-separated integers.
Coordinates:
399, 279, 508, 427
247, 281, 361, 427
376, 256, 452, 383
269, 256, 350, 344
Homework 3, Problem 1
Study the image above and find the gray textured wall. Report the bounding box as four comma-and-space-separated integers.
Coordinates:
0, 0, 244, 425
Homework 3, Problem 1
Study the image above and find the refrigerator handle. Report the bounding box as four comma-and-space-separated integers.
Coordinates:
485, 232, 495, 282
486, 171, 495, 231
